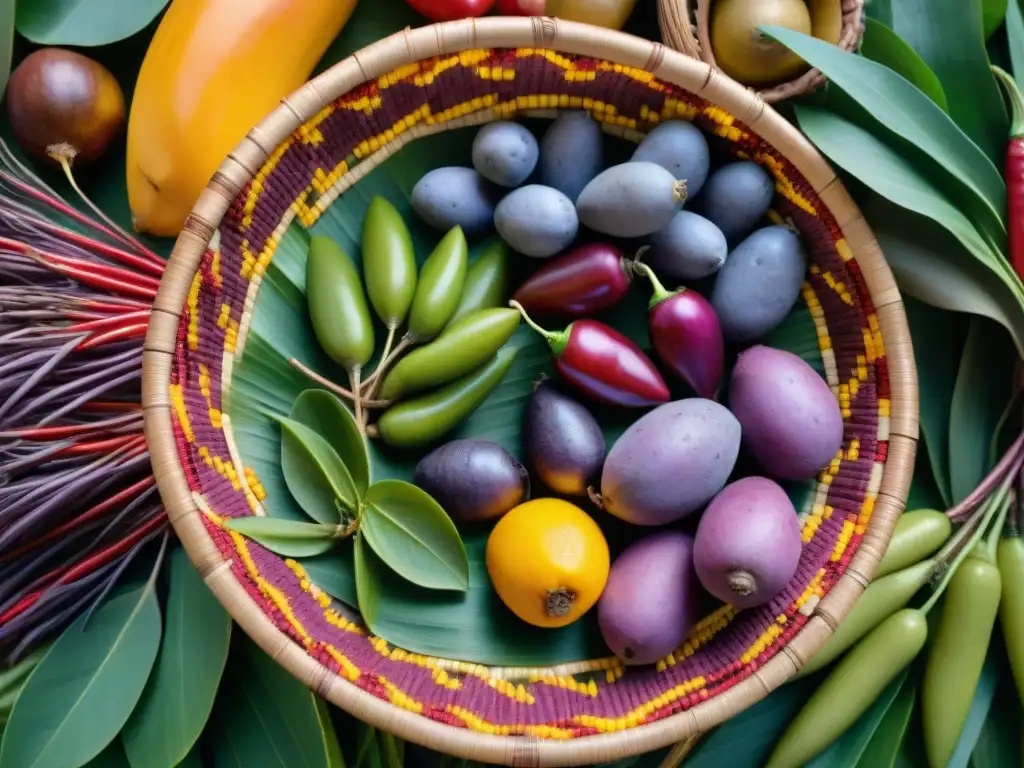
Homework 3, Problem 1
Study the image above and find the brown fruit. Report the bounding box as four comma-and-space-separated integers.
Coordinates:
6, 48, 126, 166
710, 0, 812, 87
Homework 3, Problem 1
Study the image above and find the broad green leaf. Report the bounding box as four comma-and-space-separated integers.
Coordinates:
209, 637, 344, 768
860, 19, 948, 111
0, 648, 44, 720
83, 742, 130, 768
986, 0, 1011, 38
864, 0, 892, 26
1008, 0, 1024, 85
16, 0, 169, 46
277, 415, 360, 524
764, 26, 1006, 242
290, 389, 370, 496
353, 723, 383, 768
904, 299, 967, 507
0, 0, 15, 97
177, 745, 203, 768
361, 480, 469, 592
122, 547, 232, 768
379, 733, 403, 768
224, 516, 339, 558
948, 644, 1001, 768
949, 316, 1017, 503
299, 549, 357, 608
969, 678, 1024, 767
857, 676, 919, 768
889, 0, 1008, 162
907, 444, 949, 512
353, 535, 381, 632
0, 581, 161, 768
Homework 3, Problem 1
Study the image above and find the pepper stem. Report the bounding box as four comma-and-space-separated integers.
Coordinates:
993, 66, 1024, 138
349, 368, 364, 434
509, 300, 571, 356
727, 570, 756, 597
631, 261, 679, 308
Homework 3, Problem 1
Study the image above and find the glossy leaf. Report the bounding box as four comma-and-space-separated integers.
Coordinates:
765, 26, 1006, 243
947, 645, 1000, 768
968, 676, 1024, 767
864, 0, 892, 25
224, 516, 339, 558
0, 0, 14, 97
290, 389, 370, 496
16, 0, 169, 46
986, 0, 1010, 38
856, 676, 918, 768
354, 723, 383, 768
122, 547, 232, 768
949, 316, 1016, 503
176, 745, 203, 768
353, 535, 381, 632
361, 480, 469, 592
0, 581, 161, 768
860, 19, 948, 111
277, 415, 360, 524
889, 0, 1007, 161
299, 549, 357, 608
1008, 0, 1024, 85
83, 742, 130, 768
210, 637, 344, 768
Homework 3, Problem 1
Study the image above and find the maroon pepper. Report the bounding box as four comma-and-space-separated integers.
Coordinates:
635, 262, 724, 399
994, 66, 1024, 280
511, 243, 632, 318
510, 300, 670, 407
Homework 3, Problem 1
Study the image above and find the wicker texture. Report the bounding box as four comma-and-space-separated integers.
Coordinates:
142, 17, 917, 767
656, 0, 866, 103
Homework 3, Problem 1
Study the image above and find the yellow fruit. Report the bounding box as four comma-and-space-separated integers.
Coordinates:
545, 0, 638, 31
808, 0, 842, 45
710, 0, 812, 87
126, 0, 359, 237
485, 498, 610, 628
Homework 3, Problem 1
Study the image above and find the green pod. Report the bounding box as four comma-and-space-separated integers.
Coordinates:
409, 226, 468, 341
799, 558, 935, 677
922, 554, 1002, 768
306, 235, 375, 371
876, 509, 952, 578
998, 533, 1024, 704
362, 196, 417, 329
767, 609, 928, 768
450, 240, 509, 324
379, 308, 521, 401
376, 347, 518, 448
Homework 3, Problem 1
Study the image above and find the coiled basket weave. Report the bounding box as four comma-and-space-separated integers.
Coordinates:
142, 16, 917, 767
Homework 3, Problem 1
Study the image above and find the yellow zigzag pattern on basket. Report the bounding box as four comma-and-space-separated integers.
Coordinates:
446, 707, 575, 739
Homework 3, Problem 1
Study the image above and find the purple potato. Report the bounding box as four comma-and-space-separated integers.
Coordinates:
693, 476, 802, 609
523, 381, 605, 496
598, 531, 700, 665
413, 439, 529, 522
729, 345, 844, 480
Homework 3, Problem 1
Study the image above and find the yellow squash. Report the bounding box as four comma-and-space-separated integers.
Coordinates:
126, 0, 358, 237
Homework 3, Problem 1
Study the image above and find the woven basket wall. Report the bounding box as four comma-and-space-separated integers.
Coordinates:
656, 0, 866, 103
141, 16, 917, 767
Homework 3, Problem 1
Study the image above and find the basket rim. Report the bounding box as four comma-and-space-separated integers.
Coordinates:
141, 16, 918, 767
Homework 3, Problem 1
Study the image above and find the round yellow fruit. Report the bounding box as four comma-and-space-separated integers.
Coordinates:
710, 0, 812, 87
485, 498, 610, 628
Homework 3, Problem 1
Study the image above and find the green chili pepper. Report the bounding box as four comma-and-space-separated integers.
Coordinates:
374, 347, 518, 448
306, 235, 375, 372
875, 508, 952, 578
450, 240, 509, 324
379, 308, 521, 401
922, 548, 1002, 768
408, 226, 468, 342
766, 608, 928, 768
997, 522, 1024, 704
798, 558, 935, 677
362, 196, 417, 331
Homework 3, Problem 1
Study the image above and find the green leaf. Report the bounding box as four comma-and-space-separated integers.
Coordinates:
860, 19, 948, 111
0, 581, 161, 768
856, 676, 918, 768
209, 637, 344, 768
969, 677, 1023, 767
83, 742, 130, 768
176, 745, 203, 768
889, 0, 1008, 161
16, 0, 169, 47
277, 415, 360, 524
948, 644, 1001, 768
907, 443, 950, 512
0, 648, 45, 725
122, 547, 232, 768
360, 480, 469, 592
1008, 0, 1024, 85
864, 0, 893, 25
353, 535, 380, 631
379, 733, 403, 768
223, 516, 339, 558
764, 26, 1006, 241
0, 0, 15, 97
298, 550, 357, 608
949, 316, 1017, 503
986, 0, 1010, 39
353, 723, 383, 768
290, 389, 370, 496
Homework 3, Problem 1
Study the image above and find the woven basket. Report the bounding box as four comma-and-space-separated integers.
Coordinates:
142, 16, 917, 767
656, 0, 866, 103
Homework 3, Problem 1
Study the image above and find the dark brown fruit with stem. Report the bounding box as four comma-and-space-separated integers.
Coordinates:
6, 48, 126, 167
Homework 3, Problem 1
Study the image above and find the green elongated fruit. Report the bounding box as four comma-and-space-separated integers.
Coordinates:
450, 240, 509, 324
875, 509, 952, 578
767, 609, 928, 768
998, 532, 1024, 704
306, 235, 375, 371
376, 347, 518, 448
379, 308, 521, 401
922, 553, 1001, 768
409, 226, 468, 341
798, 558, 935, 677
362, 196, 417, 329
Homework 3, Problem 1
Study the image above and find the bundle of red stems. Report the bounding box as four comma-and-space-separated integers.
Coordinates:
0, 139, 167, 664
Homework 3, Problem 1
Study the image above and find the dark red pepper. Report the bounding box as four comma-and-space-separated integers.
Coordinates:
635, 262, 724, 399
405, 0, 495, 22
511, 300, 670, 407
511, 243, 633, 318
494, 0, 546, 13
994, 66, 1024, 281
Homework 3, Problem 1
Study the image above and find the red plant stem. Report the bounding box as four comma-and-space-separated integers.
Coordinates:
0, 422, 132, 440
30, 258, 157, 299
76, 323, 149, 350
948, 428, 1024, 520
52, 435, 139, 457
39, 252, 161, 291
74, 296, 153, 312
28, 220, 164, 277
63, 311, 150, 333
